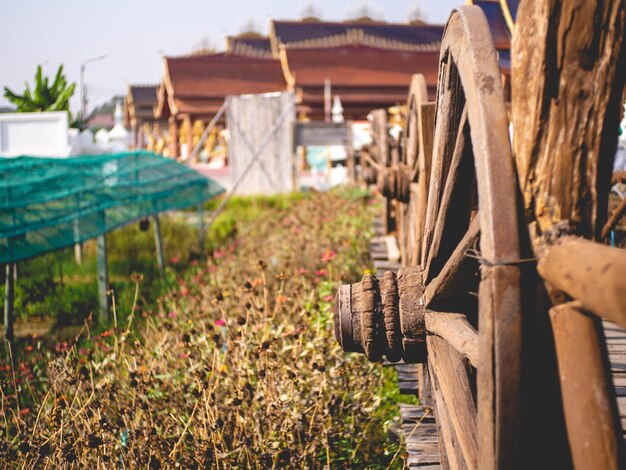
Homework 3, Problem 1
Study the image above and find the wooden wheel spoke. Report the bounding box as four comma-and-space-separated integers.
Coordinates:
425, 310, 479, 368
424, 215, 480, 309
423, 105, 471, 280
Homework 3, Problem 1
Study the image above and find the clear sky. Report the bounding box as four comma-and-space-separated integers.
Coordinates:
0, 0, 462, 112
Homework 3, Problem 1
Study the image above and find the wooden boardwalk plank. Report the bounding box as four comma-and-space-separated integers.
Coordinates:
400, 405, 441, 469
605, 321, 626, 434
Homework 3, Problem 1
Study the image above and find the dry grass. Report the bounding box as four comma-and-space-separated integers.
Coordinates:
0, 189, 403, 468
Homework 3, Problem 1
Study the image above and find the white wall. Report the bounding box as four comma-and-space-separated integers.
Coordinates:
0, 111, 69, 157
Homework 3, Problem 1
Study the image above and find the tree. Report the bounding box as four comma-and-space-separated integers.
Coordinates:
300, 3, 322, 21
3, 64, 76, 115
407, 2, 427, 24
345, 3, 383, 23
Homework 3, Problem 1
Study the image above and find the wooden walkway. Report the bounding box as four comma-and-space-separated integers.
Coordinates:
605, 321, 626, 436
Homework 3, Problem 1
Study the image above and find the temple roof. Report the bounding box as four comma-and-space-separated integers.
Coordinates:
225, 34, 272, 58
125, 85, 158, 126
280, 45, 439, 119
281, 45, 438, 87
270, 19, 444, 57
155, 53, 286, 119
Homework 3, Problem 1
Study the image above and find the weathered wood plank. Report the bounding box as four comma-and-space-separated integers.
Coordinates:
399, 404, 441, 468
512, 1, 626, 238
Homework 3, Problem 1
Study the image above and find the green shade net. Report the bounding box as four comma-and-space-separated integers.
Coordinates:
0, 151, 224, 264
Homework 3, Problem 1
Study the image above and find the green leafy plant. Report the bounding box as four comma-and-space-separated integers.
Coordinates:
3, 64, 76, 117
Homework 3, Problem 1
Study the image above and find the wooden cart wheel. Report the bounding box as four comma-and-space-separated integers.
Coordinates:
397, 74, 435, 267
334, 6, 522, 469
370, 109, 396, 234
421, 6, 522, 468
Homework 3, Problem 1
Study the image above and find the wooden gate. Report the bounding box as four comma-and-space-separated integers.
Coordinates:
226, 91, 296, 195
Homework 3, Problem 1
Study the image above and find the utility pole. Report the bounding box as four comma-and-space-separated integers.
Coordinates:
80, 55, 108, 121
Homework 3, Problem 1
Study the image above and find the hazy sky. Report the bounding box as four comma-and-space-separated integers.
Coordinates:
0, 0, 461, 112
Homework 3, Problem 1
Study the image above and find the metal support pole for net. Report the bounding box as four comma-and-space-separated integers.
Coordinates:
96, 211, 110, 324
202, 97, 296, 233
4, 263, 15, 343
153, 214, 165, 271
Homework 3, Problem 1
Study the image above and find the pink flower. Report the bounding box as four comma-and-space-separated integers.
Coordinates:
168, 311, 177, 318
178, 352, 189, 359
321, 250, 337, 263
315, 269, 328, 277
297, 268, 308, 275
215, 319, 226, 327
323, 295, 333, 302
169, 256, 180, 264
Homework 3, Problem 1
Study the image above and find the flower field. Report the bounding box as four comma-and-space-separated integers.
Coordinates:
0, 189, 410, 468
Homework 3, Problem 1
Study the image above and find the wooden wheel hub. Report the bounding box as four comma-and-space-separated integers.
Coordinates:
376, 166, 411, 202
334, 268, 426, 362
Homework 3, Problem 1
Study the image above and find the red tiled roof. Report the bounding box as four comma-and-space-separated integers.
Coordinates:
226, 35, 272, 58
125, 85, 158, 125
270, 19, 443, 56
283, 45, 439, 87
281, 45, 439, 119
155, 53, 286, 119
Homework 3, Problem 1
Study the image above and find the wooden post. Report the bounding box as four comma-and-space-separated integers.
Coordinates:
183, 115, 193, 162
96, 234, 110, 324
130, 121, 137, 150
550, 302, 624, 470
346, 122, 355, 183
135, 121, 141, 150
169, 116, 179, 159
512, 1, 626, 467
153, 215, 165, 271
73, 219, 82, 265
4, 263, 14, 342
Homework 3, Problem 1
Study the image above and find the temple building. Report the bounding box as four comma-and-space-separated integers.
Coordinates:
280, 45, 439, 120
271, 18, 444, 120
124, 85, 162, 150
225, 32, 272, 58
150, 10, 520, 159
154, 51, 286, 159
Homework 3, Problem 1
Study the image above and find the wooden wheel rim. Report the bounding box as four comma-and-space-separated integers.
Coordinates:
399, 74, 432, 266
424, 6, 522, 469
